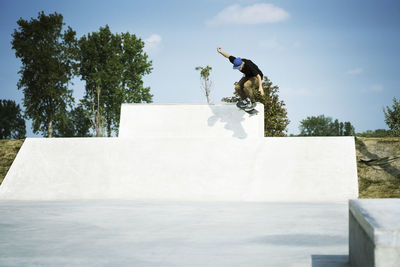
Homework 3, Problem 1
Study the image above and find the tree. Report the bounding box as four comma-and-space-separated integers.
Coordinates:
78, 25, 153, 137
299, 115, 333, 136
53, 104, 91, 137
332, 119, 340, 136
299, 115, 355, 136
383, 97, 400, 136
11, 11, 77, 137
0, 100, 26, 139
222, 76, 290, 136
195, 65, 212, 104
339, 122, 344, 136
344, 121, 355, 136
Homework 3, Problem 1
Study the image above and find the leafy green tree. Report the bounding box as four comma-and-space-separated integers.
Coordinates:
222, 76, 290, 136
11, 11, 77, 137
78, 25, 152, 137
339, 122, 344, 136
195, 65, 212, 104
344, 121, 355, 136
383, 97, 400, 136
332, 119, 340, 136
299, 115, 333, 136
299, 115, 355, 136
0, 100, 26, 139
53, 104, 91, 137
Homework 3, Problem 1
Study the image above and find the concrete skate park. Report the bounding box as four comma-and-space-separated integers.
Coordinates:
0, 104, 399, 266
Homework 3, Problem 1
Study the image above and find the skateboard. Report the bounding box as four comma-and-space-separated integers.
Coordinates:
236, 101, 259, 116
245, 108, 259, 116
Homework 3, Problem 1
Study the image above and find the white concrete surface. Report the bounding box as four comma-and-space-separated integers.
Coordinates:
0, 137, 358, 201
349, 199, 400, 267
119, 104, 264, 139
0, 200, 350, 267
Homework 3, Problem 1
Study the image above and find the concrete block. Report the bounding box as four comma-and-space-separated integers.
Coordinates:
349, 199, 400, 267
0, 137, 358, 201
119, 103, 264, 139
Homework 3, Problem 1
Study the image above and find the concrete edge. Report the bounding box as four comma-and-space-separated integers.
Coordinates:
349, 199, 375, 244
121, 103, 264, 106
350, 137, 360, 198
349, 199, 400, 247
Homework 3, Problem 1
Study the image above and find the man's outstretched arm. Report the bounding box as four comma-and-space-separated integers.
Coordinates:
217, 46, 230, 58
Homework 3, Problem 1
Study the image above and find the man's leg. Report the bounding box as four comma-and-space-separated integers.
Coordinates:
243, 77, 259, 102
235, 77, 251, 108
243, 77, 259, 109
235, 77, 248, 100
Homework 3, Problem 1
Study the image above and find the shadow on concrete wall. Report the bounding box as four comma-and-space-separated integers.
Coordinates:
356, 138, 400, 179
207, 104, 248, 139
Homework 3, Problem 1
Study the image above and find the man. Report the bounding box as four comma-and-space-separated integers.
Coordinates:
217, 46, 264, 110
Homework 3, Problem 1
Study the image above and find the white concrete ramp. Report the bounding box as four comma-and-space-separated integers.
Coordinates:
0, 104, 358, 201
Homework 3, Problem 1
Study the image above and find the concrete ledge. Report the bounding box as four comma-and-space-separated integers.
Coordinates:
349, 199, 400, 267
119, 103, 265, 139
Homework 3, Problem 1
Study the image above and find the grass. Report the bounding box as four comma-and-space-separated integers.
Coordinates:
0, 139, 24, 185
0, 138, 399, 198
355, 137, 400, 198
358, 178, 400, 198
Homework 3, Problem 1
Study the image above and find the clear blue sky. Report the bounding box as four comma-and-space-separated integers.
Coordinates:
1, 0, 399, 136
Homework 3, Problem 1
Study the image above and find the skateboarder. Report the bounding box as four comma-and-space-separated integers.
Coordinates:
217, 46, 264, 111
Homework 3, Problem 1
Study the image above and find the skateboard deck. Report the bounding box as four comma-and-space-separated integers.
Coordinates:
245, 108, 258, 116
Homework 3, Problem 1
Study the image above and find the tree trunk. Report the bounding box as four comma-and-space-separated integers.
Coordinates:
205, 80, 211, 104
94, 85, 105, 137
205, 87, 210, 104
48, 120, 53, 138
107, 118, 111, 137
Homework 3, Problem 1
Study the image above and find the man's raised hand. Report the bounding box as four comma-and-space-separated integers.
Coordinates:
217, 46, 230, 58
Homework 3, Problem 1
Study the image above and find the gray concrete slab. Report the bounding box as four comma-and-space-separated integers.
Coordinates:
0, 201, 350, 266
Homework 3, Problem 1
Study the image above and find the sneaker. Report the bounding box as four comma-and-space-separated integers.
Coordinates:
244, 101, 257, 111
236, 99, 248, 109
